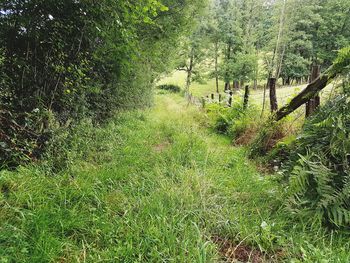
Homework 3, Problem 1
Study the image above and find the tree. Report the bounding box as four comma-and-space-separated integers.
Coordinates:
0, 0, 209, 167
176, 15, 211, 93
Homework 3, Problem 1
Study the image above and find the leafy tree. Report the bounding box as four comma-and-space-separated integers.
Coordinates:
0, 0, 208, 167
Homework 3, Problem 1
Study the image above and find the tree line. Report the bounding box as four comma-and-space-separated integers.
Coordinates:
179, 0, 350, 114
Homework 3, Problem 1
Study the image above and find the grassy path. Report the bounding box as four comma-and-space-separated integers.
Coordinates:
1, 93, 349, 262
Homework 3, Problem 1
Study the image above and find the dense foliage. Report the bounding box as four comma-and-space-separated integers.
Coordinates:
178, 0, 350, 92
287, 91, 350, 227
0, 0, 207, 168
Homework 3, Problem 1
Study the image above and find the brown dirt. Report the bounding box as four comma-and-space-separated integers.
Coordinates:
212, 236, 266, 263
234, 125, 259, 146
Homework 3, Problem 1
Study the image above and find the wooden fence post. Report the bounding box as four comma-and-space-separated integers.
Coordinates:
306, 64, 321, 117
243, 85, 250, 109
228, 91, 233, 107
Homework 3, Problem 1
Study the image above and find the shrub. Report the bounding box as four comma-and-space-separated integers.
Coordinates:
205, 98, 262, 145
286, 92, 350, 227
157, 84, 182, 93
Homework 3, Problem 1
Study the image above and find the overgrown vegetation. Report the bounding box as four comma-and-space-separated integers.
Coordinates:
0, 0, 207, 168
285, 90, 350, 227
2, 0, 350, 261
204, 48, 350, 229
205, 98, 261, 143
2, 93, 350, 262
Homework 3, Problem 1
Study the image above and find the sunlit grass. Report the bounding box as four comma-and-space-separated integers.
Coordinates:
159, 71, 336, 108
1, 92, 349, 262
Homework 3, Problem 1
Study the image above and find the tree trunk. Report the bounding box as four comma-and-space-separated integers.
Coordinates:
224, 43, 232, 92
214, 41, 219, 93
243, 85, 250, 109
185, 52, 194, 94
186, 70, 192, 93
270, 0, 286, 78
261, 78, 268, 117
276, 72, 335, 121
240, 80, 244, 89
269, 77, 278, 112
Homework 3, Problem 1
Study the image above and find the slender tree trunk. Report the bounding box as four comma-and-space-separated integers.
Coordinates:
254, 51, 259, 90
261, 80, 268, 117
240, 80, 244, 89
224, 43, 231, 91
214, 41, 219, 93
270, 0, 286, 78
276, 44, 286, 81
269, 77, 278, 112
185, 52, 194, 94
234, 80, 240, 90
254, 79, 258, 90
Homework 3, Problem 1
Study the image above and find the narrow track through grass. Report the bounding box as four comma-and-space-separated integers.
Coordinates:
1, 93, 349, 262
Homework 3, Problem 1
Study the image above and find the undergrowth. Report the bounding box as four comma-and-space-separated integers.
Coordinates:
205, 97, 262, 143
286, 91, 350, 227
1, 94, 350, 262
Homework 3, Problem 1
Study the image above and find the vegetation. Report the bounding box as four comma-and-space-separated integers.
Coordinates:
2, 93, 350, 262
2, 0, 350, 262
287, 91, 350, 227
0, 0, 207, 168
157, 84, 181, 93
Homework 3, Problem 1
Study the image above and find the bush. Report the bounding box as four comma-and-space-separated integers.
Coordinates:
157, 84, 182, 93
286, 92, 350, 227
0, 0, 207, 169
205, 98, 261, 144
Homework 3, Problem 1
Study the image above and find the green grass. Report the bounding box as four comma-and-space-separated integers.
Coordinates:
159, 71, 336, 107
1, 92, 349, 262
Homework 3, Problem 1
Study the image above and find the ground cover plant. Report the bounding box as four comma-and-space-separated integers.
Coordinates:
2, 0, 350, 262
1, 93, 350, 262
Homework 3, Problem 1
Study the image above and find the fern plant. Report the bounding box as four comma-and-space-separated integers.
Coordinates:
287, 92, 350, 227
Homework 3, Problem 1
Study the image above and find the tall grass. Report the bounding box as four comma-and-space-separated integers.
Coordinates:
1, 93, 349, 262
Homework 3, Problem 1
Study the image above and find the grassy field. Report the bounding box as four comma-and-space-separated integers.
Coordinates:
159, 71, 336, 107
1, 92, 349, 262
